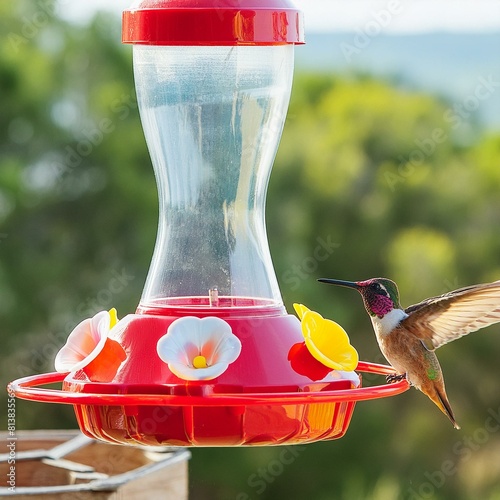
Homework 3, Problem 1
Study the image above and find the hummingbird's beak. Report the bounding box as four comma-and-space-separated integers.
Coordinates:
317, 278, 361, 290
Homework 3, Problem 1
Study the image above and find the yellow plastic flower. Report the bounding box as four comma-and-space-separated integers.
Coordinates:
293, 303, 358, 371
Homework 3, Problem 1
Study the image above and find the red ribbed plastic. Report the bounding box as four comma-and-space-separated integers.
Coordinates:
122, 0, 304, 45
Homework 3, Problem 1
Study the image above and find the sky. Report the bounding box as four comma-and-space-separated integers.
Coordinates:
60, 0, 500, 34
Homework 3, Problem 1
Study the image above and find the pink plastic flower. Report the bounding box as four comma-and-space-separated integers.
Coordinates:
55, 309, 120, 373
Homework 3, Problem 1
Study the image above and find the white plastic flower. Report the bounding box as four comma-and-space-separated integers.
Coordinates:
55, 309, 118, 373
157, 316, 242, 381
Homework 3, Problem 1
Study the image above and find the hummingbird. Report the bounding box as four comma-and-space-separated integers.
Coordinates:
318, 277, 500, 429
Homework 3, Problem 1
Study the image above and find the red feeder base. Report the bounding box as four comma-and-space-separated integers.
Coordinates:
9, 302, 409, 447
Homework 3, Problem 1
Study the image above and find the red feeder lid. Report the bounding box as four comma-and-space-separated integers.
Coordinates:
122, 0, 304, 46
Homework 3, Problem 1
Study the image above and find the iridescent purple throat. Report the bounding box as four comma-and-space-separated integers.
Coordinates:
370, 295, 394, 317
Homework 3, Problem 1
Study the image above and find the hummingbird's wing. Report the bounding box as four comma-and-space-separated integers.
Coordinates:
402, 281, 500, 350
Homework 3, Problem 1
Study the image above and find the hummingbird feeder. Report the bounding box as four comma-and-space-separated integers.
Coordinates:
9, 0, 409, 447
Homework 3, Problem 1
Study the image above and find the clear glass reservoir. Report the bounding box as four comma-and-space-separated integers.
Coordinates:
134, 45, 294, 310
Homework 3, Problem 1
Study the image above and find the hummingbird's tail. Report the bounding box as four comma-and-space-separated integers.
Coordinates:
429, 386, 461, 430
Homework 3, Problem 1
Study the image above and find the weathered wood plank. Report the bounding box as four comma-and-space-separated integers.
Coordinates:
0, 430, 190, 499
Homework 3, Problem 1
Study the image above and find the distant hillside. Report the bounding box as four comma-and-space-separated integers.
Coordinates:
295, 32, 500, 130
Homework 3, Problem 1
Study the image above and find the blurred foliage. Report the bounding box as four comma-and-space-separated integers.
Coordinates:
1, 2, 500, 499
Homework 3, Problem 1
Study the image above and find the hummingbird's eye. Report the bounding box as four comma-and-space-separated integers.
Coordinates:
373, 283, 389, 296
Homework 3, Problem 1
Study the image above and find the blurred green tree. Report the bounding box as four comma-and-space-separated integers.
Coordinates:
1, 3, 500, 499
